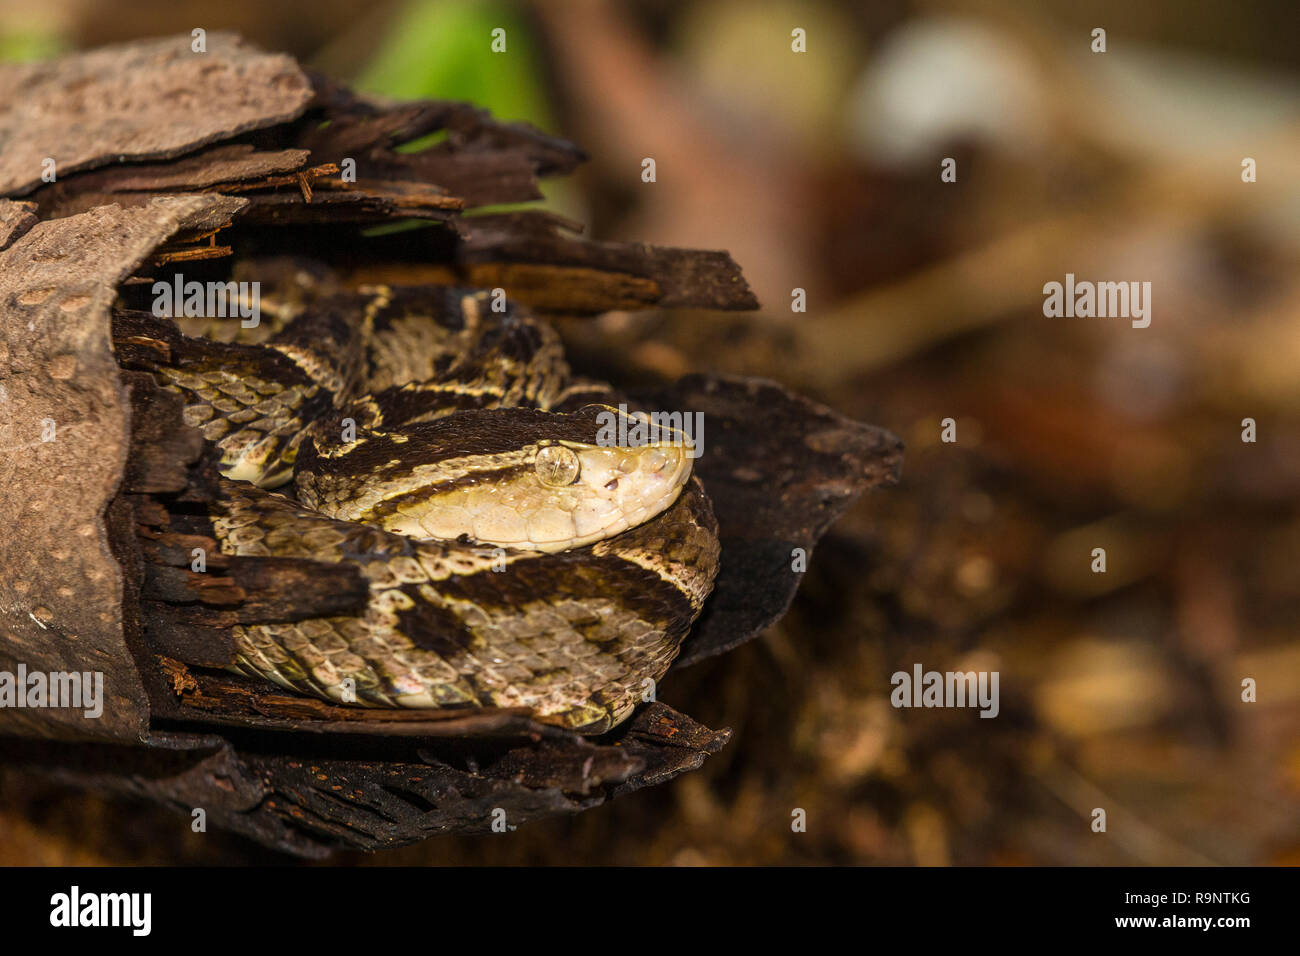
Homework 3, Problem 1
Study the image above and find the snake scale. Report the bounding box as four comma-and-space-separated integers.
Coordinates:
115, 281, 720, 733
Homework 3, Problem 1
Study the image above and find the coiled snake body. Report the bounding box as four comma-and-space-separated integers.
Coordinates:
117, 285, 719, 733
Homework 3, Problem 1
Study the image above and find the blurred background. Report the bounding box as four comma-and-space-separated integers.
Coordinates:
2, 0, 1299, 865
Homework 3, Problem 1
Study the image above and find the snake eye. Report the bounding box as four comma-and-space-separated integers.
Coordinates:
535, 444, 581, 486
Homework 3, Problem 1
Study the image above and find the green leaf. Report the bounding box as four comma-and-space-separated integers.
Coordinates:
355, 0, 553, 130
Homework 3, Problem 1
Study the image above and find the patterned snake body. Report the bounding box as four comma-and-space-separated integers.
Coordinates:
117, 286, 719, 732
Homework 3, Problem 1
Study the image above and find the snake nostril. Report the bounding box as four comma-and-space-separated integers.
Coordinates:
605, 478, 619, 490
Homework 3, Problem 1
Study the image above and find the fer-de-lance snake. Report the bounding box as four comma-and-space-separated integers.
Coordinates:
113, 284, 719, 733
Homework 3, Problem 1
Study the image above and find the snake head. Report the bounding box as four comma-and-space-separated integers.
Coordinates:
302, 404, 696, 553
519, 403, 695, 550
428, 403, 694, 552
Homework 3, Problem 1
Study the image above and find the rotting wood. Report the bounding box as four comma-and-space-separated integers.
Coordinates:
0, 33, 900, 854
